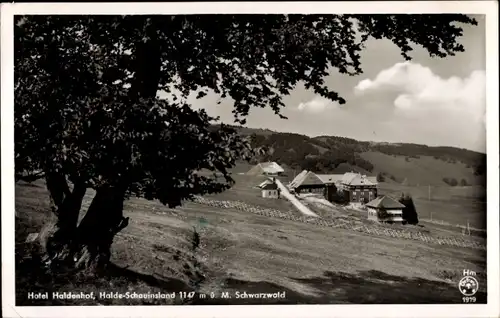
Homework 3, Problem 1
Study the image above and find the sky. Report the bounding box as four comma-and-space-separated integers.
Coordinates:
159, 14, 486, 153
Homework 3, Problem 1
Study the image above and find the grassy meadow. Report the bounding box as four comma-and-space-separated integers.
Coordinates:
14, 162, 487, 305
359, 151, 485, 186
378, 182, 486, 231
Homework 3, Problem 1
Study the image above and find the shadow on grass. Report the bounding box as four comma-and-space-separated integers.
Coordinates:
16, 245, 190, 306
17, 247, 487, 306
103, 263, 190, 292
190, 270, 486, 305
290, 270, 486, 304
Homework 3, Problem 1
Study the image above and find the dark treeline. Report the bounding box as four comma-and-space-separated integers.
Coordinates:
247, 133, 374, 173
220, 125, 487, 177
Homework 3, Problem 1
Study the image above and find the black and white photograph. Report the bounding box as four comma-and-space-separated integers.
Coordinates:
1, 2, 499, 318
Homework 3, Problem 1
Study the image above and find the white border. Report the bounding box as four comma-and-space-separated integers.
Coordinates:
1, 2, 499, 318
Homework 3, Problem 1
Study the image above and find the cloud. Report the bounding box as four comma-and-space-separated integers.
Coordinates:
297, 96, 341, 114
352, 62, 486, 151
354, 61, 486, 123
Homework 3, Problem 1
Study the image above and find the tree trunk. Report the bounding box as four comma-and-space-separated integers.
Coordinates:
44, 177, 87, 265
67, 19, 161, 271
45, 172, 71, 214
72, 186, 129, 269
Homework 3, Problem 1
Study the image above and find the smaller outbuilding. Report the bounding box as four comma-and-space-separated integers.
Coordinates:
366, 195, 406, 223
257, 179, 280, 199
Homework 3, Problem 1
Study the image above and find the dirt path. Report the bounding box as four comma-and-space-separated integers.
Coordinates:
274, 179, 319, 217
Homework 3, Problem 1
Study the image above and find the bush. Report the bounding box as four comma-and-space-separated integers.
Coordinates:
399, 193, 419, 225
376, 172, 385, 182
443, 177, 458, 186
331, 190, 348, 204
460, 179, 469, 186
473, 162, 486, 176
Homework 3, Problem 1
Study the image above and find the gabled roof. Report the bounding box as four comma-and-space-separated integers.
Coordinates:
341, 172, 359, 184
260, 162, 285, 173
257, 180, 272, 188
316, 174, 344, 184
366, 176, 378, 184
288, 170, 309, 188
301, 172, 324, 186
289, 170, 323, 188
366, 195, 405, 209
247, 162, 284, 175
261, 183, 278, 190
341, 172, 377, 186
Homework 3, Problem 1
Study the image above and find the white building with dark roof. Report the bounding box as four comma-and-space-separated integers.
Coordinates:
257, 179, 280, 198
366, 195, 405, 223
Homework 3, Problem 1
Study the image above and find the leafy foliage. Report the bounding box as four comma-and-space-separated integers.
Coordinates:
376, 172, 385, 182
14, 13, 482, 268
16, 14, 478, 208
399, 193, 419, 225
354, 14, 476, 59
443, 177, 459, 187
460, 179, 469, 186
15, 16, 255, 207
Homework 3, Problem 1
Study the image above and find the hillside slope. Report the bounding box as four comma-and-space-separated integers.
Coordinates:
15, 180, 487, 305
359, 152, 482, 186
225, 125, 486, 187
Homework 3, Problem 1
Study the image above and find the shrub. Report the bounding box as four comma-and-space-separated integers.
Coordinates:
399, 193, 419, 225
443, 177, 458, 186
331, 190, 349, 205
376, 172, 385, 182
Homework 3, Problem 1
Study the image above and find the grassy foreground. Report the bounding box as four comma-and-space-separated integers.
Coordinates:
15, 177, 487, 305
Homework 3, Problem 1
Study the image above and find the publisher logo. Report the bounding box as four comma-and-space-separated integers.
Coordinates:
459, 275, 479, 296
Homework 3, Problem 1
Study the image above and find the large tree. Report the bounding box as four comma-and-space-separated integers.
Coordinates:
15, 14, 476, 269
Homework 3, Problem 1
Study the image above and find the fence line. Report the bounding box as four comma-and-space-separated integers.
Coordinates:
190, 196, 485, 251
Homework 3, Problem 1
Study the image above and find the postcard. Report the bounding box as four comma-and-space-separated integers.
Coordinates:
1, 2, 498, 318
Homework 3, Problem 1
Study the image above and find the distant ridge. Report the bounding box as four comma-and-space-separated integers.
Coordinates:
212, 124, 487, 187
